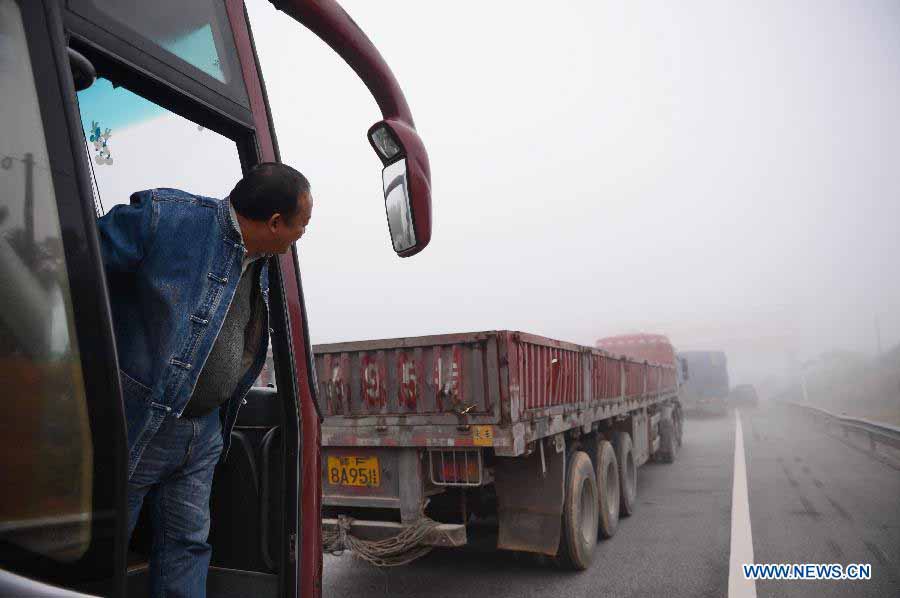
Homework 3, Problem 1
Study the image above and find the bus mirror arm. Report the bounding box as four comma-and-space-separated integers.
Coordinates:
268, 0, 413, 123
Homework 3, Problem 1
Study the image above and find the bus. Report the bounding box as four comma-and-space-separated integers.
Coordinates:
0, 1, 432, 596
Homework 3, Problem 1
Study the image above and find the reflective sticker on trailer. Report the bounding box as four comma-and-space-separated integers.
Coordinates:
473, 425, 493, 446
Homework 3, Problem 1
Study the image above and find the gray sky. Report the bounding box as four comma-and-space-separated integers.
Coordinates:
244, 0, 900, 387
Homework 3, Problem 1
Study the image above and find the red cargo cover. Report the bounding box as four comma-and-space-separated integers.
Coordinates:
595, 333, 677, 367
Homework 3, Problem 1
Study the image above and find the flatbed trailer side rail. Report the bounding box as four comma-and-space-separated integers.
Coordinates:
316, 331, 679, 457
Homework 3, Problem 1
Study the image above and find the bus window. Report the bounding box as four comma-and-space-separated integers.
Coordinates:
76, 77, 243, 214
70, 0, 247, 104
0, 0, 93, 564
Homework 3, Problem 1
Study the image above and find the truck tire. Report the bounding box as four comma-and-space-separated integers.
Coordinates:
657, 418, 677, 463
557, 450, 599, 570
595, 440, 620, 539
611, 431, 637, 517
674, 407, 684, 448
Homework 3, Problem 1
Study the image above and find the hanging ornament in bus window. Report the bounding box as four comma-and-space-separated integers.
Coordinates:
89, 121, 113, 165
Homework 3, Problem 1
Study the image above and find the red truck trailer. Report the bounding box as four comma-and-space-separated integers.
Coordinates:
314, 330, 683, 570
596, 333, 686, 434
596, 333, 677, 367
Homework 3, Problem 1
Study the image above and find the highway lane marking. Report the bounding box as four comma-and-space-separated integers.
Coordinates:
729, 410, 757, 598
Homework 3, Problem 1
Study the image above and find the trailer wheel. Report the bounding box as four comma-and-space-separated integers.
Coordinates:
657, 418, 677, 463
674, 407, 684, 448
595, 440, 620, 539
611, 431, 637, 517
557, 450, 599, 570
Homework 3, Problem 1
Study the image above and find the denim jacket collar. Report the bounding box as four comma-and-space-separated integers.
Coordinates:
224, 198, 269, 273
217, 196, 243, 246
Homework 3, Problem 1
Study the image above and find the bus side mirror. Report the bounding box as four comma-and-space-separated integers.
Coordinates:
680, 357, 690, 381
368, 120, 432, 257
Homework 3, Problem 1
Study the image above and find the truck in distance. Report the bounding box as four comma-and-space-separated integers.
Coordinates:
678, 350, 731, 416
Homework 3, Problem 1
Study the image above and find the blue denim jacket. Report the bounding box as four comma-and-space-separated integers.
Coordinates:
98, 188, 270, 477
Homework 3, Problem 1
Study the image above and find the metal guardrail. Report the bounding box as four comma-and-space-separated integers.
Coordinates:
785, 401, 900, 454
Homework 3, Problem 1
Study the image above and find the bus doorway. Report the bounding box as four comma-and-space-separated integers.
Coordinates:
74, 70, 300, 597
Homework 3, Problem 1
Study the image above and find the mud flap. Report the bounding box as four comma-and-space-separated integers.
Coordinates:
494, 437, 565, 555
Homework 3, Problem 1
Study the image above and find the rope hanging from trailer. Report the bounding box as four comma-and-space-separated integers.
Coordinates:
323, 514, 440, 567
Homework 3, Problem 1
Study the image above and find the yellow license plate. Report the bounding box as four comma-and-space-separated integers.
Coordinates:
327, 456, 381, 487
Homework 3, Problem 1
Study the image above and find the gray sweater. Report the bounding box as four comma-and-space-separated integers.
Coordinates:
181, 258, 264, 418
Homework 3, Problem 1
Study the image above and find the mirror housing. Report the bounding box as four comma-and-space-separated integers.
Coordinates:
368, 119, 432, 257
271, 0, 434, 258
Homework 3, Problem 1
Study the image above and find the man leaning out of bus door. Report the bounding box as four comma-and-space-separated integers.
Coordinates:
97, 162, 313, 598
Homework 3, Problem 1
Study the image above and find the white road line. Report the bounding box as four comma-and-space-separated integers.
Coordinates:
729, 410, 757, 598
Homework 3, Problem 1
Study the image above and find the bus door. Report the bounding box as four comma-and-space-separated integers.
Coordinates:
1, 0, 127, 595
63, 1, 305, 597
2, 0, 302, 596
72, 71, 299, 598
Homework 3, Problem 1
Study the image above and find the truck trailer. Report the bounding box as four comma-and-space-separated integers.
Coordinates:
314, 330, 683, 570
678, 350, 731, 416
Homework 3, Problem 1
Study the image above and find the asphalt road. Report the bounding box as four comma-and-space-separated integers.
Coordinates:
322, 403, 900, 598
